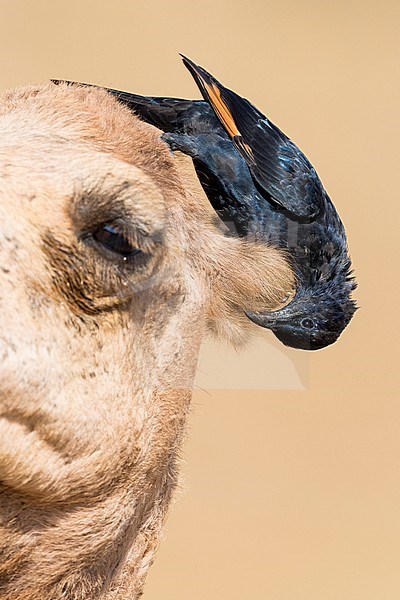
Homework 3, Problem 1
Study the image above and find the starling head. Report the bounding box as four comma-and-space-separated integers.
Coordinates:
246, 277, 357, 350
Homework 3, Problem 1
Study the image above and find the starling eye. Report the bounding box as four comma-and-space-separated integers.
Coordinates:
93, 224, 142, 260
301, 318, 315, 329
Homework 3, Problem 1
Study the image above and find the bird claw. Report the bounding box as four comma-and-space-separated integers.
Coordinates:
161, 133, 198, 157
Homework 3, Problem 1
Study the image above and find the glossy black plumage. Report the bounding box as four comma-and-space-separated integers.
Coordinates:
181, 55, 323, 220
51, 59, 357, 350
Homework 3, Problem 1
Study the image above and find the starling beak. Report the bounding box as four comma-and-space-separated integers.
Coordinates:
51, 57, 357, 350
245, 281, 358, 351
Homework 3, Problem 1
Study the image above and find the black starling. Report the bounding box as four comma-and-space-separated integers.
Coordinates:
51, 58, 357, 350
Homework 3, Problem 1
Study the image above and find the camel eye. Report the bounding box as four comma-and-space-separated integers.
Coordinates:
301, 318, 315, 329
93, 224, 142, 260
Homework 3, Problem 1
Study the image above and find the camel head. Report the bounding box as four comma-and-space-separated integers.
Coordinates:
0, 83, 294, 599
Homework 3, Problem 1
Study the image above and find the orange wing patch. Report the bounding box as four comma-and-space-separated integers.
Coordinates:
204, 82, 240, 139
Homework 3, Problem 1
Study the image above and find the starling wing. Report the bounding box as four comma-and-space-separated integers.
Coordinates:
181, 55, 325, 219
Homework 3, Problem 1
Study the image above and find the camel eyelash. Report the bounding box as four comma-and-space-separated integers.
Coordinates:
80, 221, 155, 266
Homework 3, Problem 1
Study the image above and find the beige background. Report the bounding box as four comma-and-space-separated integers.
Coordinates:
1, 1, 399, 598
